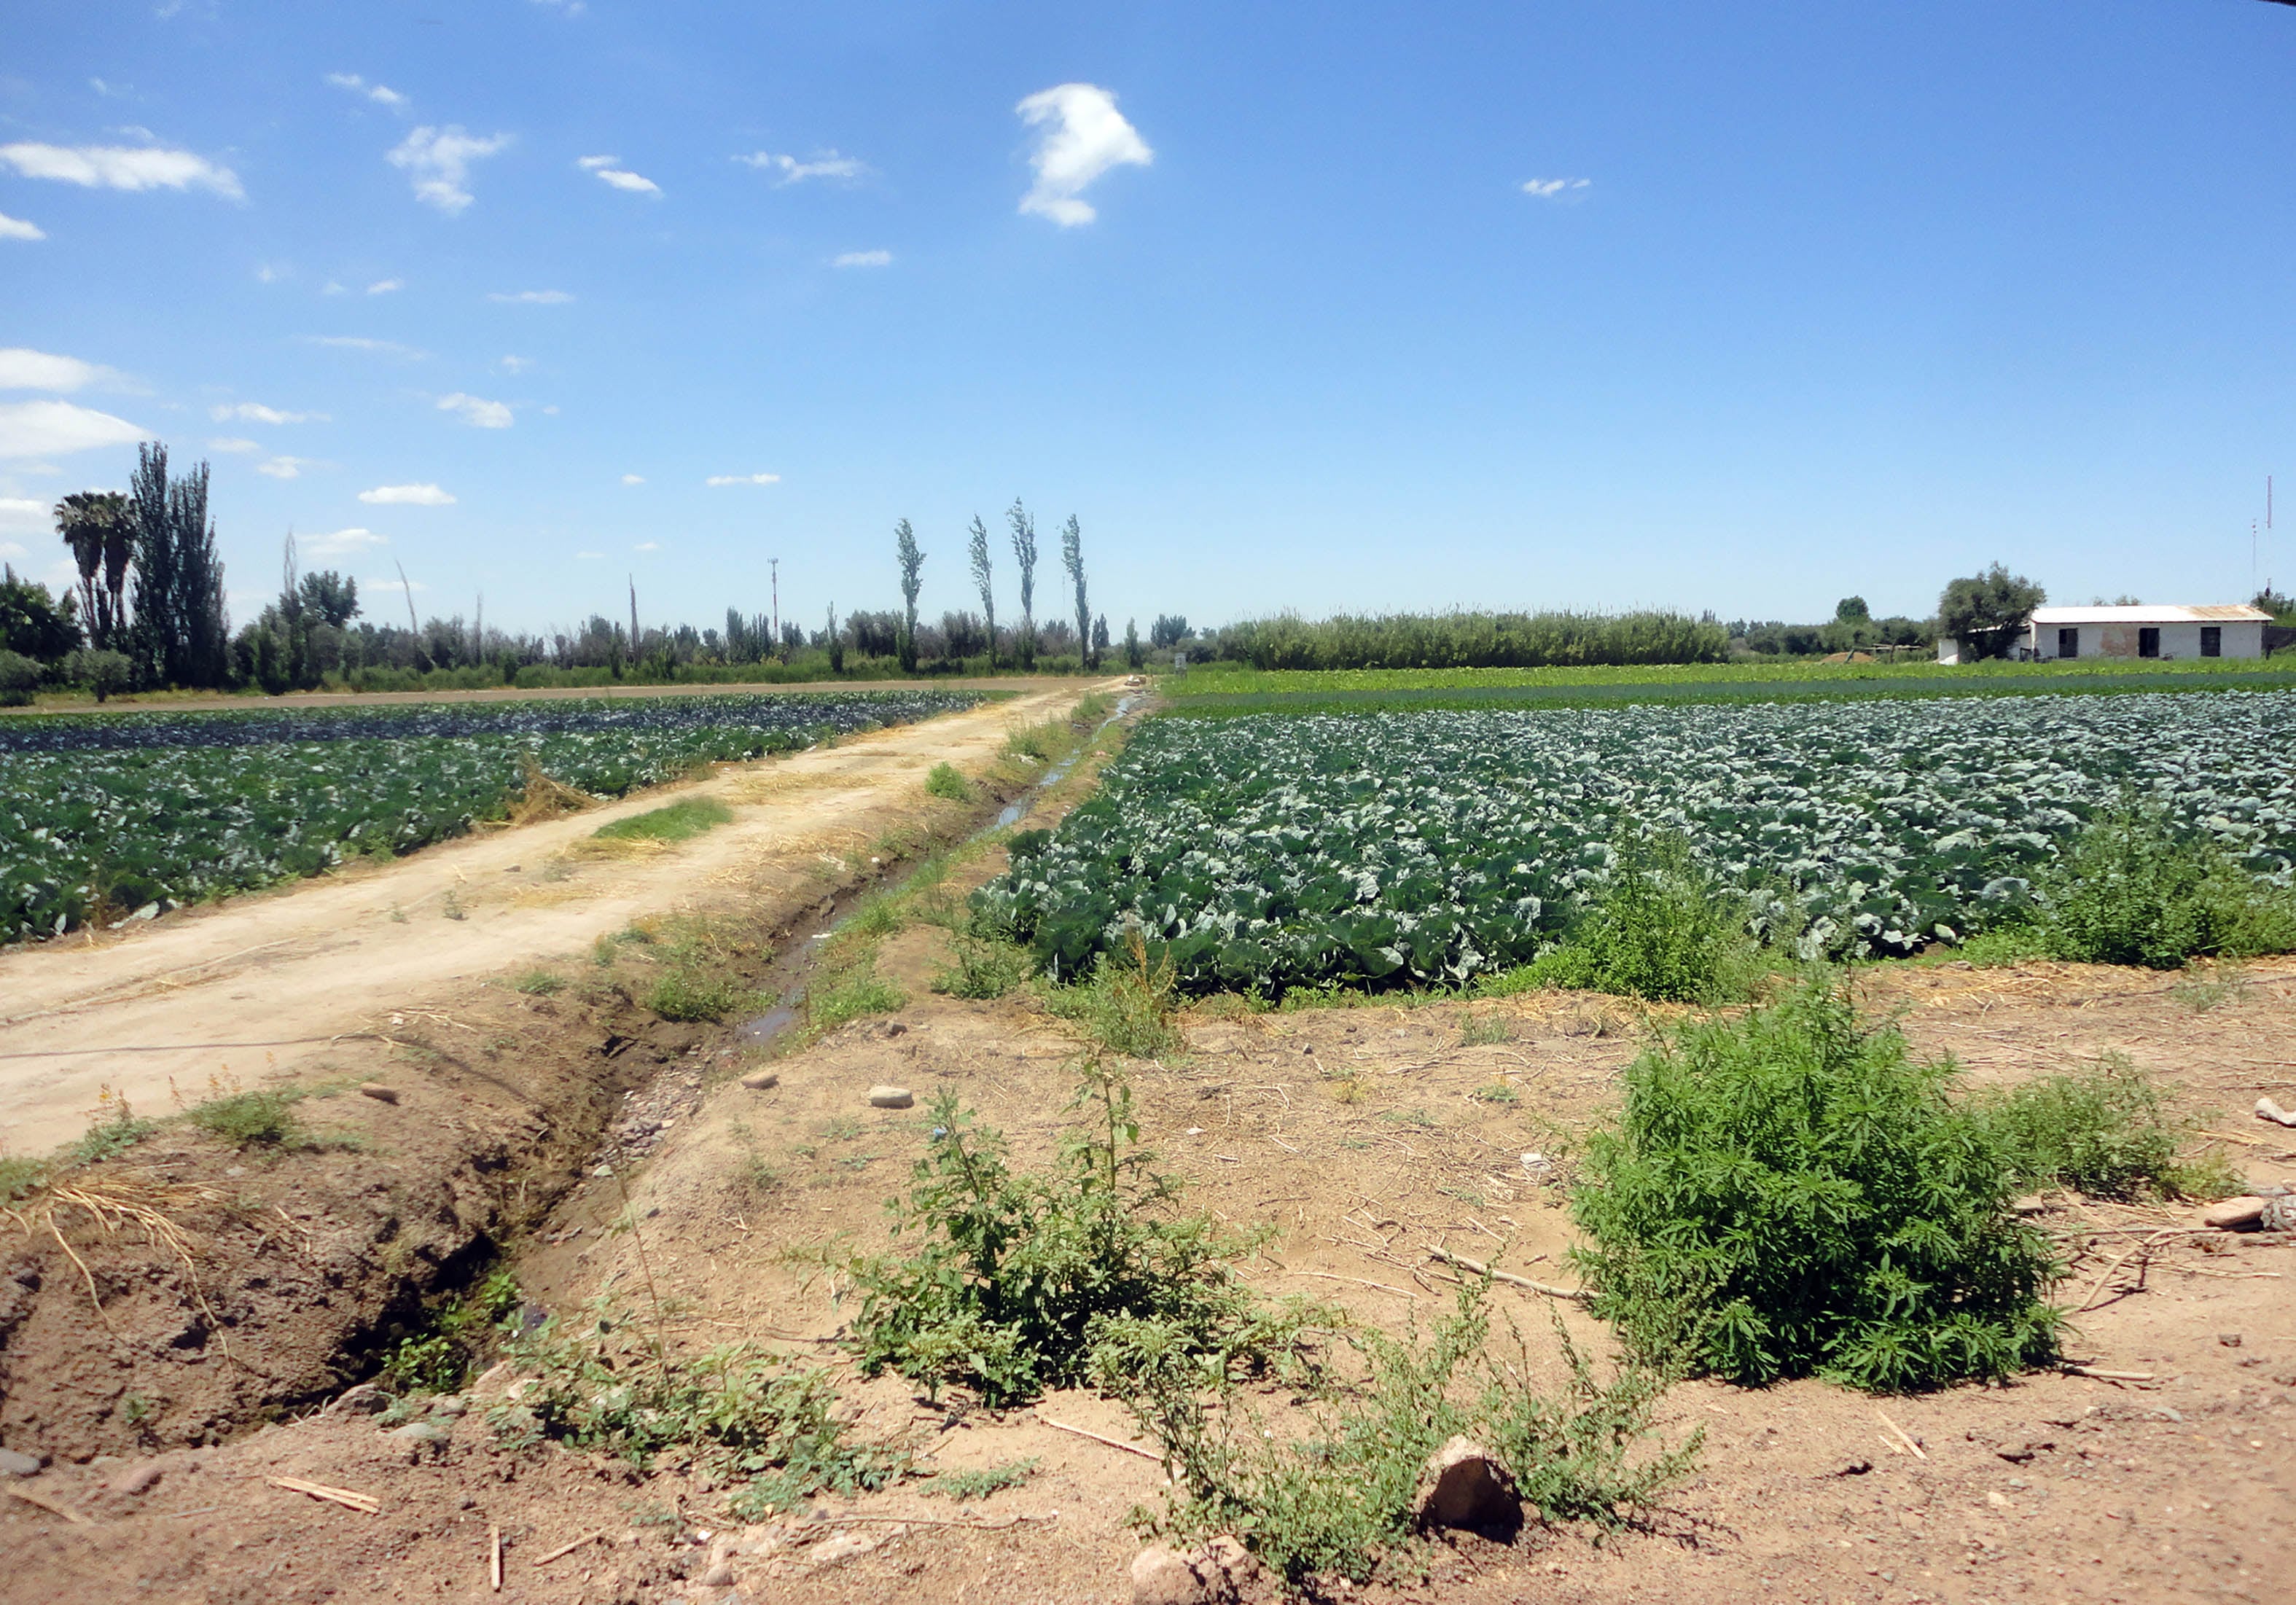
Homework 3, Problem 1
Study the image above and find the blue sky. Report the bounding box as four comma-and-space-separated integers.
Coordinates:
2, 1, 2292, 639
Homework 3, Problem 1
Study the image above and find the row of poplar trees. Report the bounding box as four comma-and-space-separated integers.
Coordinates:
888, 499, 1104, 673
54, 442, 231, 690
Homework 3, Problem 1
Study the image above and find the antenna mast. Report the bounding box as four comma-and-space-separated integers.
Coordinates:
770, 556, 780, 649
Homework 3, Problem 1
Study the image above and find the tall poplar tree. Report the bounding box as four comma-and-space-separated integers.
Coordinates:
1060, 514, 1091, 670
967, 514, 997, 669
894, 518, 924, 673
1007, 498, 1038, 670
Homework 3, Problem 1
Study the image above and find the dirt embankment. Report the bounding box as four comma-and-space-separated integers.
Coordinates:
0, 684, 1110, 1465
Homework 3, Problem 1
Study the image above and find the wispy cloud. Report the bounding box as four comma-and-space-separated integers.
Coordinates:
620, 473, 644, 485
367, 277, 402, 294
0, 141, 244, 200
1015, 84, 1151, 227
305, 526, 388, 555
255, 456, 315, 479
735, 150, 869, 185
1520, 177, 1591, 200
0, 212, 44, 242
0, 399, 146, 458
489, 289, 573, 305
308, 335, 427, 359
706, 472, 780, 487
633, 539, 659, 552
832, 249, 891, 269
577, 154, 660, 195
210, 401, 325, 424
359, 482, 455, 505
364, 574, 426, 594
437, 392, 513, 429
207, 437, 259, 453
498, 355, 533, 375
386, 125, 511, 214
0, 348, 120, 392
0, 499, 50, 537
325, 72, 407, 110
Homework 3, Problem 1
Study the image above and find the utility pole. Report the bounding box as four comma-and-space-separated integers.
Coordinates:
628, 574, 639, 654
770, 556, 780, 648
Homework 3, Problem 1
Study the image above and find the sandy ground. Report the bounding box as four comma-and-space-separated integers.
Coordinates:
0, 682, 1097, 1157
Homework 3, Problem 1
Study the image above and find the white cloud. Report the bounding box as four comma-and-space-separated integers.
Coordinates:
0, 399, 146, 458
0, 539, 26, 560
633, 540, 659, 552
310, 335, 426, 359
620, 473, 644, 485
576, 550, 604, 559
365, 574, 426, 594
735, 150, 869, 184
498, 355, 533, 374
540, 404, 559, 415
490, 289, 573, 305
304, 526, 387, 555
386, 125, 511, 214
0, 141, 244, 200
0, 498, 49, 536
0, 348, 117, 391
0, 212, 44, 242
322, 279, 347, 294
255, 456, 313, 479
1015, 84, 1152, 227
325, 72, 407, 109
531, 0, 587, 12
255, 262, 287, 284
210, 401, 324, 424
437, 392, 513, 429
359, 483, 456, 505
705, 472, 780, 487
577, 154, 660, 195
207, 436, 259, 453
367, 277, 402, 294
832, 249, 891, 268
1520, 177, 1591, 200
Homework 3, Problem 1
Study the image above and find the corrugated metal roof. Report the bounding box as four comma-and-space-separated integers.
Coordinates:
2029, 604, 2273, 625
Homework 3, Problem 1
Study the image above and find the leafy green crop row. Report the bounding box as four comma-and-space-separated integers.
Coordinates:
975, 692, 2296, 993
1, 689, 983, 942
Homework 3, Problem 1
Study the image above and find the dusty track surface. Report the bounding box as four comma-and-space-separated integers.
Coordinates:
0, 683, 1090, 1158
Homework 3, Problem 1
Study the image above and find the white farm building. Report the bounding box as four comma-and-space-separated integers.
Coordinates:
1937, 603, 2273, 664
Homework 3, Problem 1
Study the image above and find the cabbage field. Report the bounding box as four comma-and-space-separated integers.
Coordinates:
0, 689, 985, 942
977, 690, 2296, 993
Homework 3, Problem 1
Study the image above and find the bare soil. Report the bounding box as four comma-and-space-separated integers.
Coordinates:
3, 706, 2293, 1604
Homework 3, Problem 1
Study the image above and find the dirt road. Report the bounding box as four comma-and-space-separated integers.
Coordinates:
0, 682, 1095, 1158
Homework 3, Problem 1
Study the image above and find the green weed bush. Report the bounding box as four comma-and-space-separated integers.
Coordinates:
1047, 931, 1183, 1057
189, 1088, 303, 1147
1572, 977, 2061, 1392
1969, 1056, 2232, 1202
2038, 804, 2296, 968
845, 1066, 1292, 1406
1117, 1283, 1697, 1588
592, 794, 735, 846
924, 762, 972, 802
1523, 833, 1760, 1004
383, 1270, 523, 1393
647, 966, 743, 1022
512, 969, 565, 996
496, 1294, 899, 1515
926, 1458, 1039, 1501
932, 934, 1035, 999
808, 968, 906, 1029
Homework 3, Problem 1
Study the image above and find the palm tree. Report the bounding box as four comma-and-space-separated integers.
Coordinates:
54, 491, 131, 648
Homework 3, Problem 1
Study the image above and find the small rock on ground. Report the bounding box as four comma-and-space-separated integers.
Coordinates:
1413, 1435, 1522, 1538
0, 1447, 43, 1477
740, 1070, 780, 1090
867, 1085, 914, 1109
357, 1083, 400, 1104
2202, 1196, 2268, 1230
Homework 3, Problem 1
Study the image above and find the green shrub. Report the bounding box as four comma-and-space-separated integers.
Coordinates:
61, 648, 131, 702
932, 934, 1036, 999
808, 968, 906, 1029
1571, 977, 2061, 1393
2039, 804, 2296, 968
1524, 832, 1760, 1004
0, 650, 38, 708
496, 1293, 900, 1515
512, 969, 565, 996
71, 1108, 156, 1165
383, 1270, 524, 1393
1117, 1282, 1697, 1588
0, 1157, 46, 1203
592, 794, 735, 845
844, 1065, 1293, 1407
926, 1458, 1039, 1501
924, 762, 972, 802
647, 966, 744, 1022
1969, 1056, 2231, 1202
1046, 931, 1183, 1058
189, 1088, 302, 1147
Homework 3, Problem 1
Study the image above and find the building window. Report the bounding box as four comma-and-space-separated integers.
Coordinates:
2139, 627, 2160, 659
2058, 627, 2078, 659
2201, 625, 2222, 657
